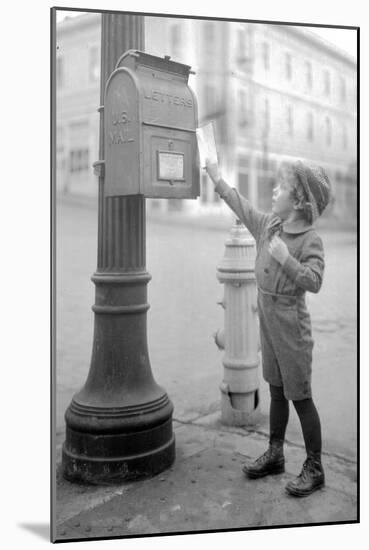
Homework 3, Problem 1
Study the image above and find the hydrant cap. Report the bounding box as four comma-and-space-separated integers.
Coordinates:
217, 220, 256, 277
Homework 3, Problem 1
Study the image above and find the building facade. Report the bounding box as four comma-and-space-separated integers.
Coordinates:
56, 14, 100, 197
55, 14, 357, 221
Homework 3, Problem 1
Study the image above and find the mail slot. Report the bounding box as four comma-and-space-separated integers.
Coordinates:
103, 50, 200, 199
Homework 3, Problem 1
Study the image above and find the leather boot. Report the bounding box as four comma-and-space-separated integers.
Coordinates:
285, 452, 325, 497
242, 440, 285, 479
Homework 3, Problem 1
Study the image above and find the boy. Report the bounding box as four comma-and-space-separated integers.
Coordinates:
206, 159, 331, 497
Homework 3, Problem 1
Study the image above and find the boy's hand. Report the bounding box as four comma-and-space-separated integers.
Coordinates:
269, 235, 289, 265
205, 160, 221, 184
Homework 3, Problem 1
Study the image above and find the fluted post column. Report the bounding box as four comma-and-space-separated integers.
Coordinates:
62, 13, 175, 484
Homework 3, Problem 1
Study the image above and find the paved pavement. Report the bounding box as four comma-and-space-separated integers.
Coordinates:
53, 196, 357, 540
54, 418, 357, 541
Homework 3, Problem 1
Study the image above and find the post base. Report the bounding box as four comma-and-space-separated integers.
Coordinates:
62, 434, 175, 485
62, 396, 175, 484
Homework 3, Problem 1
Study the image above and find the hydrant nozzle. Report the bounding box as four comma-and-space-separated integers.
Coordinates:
213, 328, 225, 350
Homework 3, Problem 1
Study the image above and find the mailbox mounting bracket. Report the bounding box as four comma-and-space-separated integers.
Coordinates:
93, 160, 105, 178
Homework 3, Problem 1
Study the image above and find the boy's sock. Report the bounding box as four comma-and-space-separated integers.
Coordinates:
269, 384, 289, 444
292, 397, 322, 455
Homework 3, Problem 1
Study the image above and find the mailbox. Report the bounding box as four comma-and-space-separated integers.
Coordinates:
103, 50, 200, 199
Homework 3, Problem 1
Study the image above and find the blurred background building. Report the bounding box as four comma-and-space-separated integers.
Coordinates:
55, 13, 357, 223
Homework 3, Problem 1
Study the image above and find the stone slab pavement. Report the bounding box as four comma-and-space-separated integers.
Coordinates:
53, 414, 357, 542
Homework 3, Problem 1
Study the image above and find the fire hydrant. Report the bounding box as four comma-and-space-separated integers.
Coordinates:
214, 219, 260, 426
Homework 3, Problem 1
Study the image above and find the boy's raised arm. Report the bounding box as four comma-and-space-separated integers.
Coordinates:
205, 161, 270, 242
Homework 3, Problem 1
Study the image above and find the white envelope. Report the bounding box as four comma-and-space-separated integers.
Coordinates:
196, 122, 218, 168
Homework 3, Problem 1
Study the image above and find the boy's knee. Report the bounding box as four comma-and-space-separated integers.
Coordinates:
269, 384, 287, 401
292, 397, 314, 415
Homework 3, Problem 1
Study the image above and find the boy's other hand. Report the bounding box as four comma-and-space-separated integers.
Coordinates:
205, 160, 221, 184
269, 235, 289, 265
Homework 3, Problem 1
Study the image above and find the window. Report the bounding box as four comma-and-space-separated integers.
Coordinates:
204, 84, 216, 114
307, 112, 314, 141
285, 52, 292, 80
286, 104, 293, 136
238, 155, 249, 169
323, 70, 331, 96
263, 98, 270, 134
238, 89, 248, 126
238, 173, 249, 197
262, 42, 270, 71
340, 76, 347, 103
69, 148, 89, 173
89, 46, 100, 83
325, 116, 332, 146
203, 22, 214, 54
56, 56, 63, 88
257, 159, 276, 211
200, 173, 209, 204
170, 23, 182, 58
305, 61, 312, 91
342, 124, 348, 149
238, 27, 247, 60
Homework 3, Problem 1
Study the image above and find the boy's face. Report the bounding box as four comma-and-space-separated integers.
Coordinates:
272, 166, 296, 220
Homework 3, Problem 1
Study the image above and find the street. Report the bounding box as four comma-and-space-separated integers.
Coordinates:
55, 197, 357, 461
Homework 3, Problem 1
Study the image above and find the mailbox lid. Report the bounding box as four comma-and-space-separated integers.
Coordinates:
117, 50, 192, 78
142, 126, 200, 199
117, 50, 197, 131
104, 69, 140, 197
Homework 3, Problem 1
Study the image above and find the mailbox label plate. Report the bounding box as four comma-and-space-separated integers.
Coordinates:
157, 151, 184, 181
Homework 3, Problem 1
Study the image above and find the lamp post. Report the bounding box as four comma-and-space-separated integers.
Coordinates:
62, 13, 175, 484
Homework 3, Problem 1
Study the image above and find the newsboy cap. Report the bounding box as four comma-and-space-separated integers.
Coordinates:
292, 160, 331, 222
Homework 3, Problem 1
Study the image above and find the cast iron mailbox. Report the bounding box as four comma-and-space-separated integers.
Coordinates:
103, 50, 200, 198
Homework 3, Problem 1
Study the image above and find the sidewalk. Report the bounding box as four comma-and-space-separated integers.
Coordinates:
54, 412, 357, 541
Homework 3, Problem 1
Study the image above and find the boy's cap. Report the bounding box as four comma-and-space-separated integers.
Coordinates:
292, 160, 331, 222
